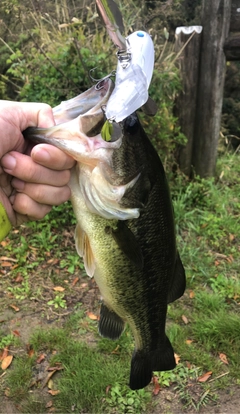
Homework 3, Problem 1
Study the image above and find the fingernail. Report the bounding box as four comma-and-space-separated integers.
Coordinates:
31, 147, 51, 162
1, 154, 16, 171
11, 178, 25, 190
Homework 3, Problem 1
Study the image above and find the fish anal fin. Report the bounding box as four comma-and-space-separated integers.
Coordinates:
75, 224, 95, 277
129, 336, 176, 390
108, 221, 143, 269
167, 252, 186, 304
98, 302, 125, 340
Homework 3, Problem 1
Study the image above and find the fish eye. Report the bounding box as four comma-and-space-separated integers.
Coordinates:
124, 114, 139, 134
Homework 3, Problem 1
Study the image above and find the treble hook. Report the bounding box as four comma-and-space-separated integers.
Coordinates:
89, 68, 116, 90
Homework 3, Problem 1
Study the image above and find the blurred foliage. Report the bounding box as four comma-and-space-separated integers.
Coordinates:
222, 61, 240, 150
0, 0, 238, 160
0, 0, 189, 160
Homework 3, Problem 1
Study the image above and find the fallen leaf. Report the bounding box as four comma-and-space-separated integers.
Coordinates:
14, 274, 23, 283
189, 290, 195, 299
181, 315, 188, 324
42, 370, 57, 389
48, 379, 54, 389
198, 371, 212, 383
9, 304, 20, 312
1, 262, 13, 267
4, 387, 10, 397
152, 375, 161, 396
186, 339, 193, 345
45, 401, 53, 408
86, 312, 99, 320
0, 256, 17, 262
48, 390, 60, 396
174, 353, 180, 364
219, 353, 228, 365
12, 330, 20, 337
29, 245, 38, 251
72, 277, 79, 286
28, 348, 35, 358
1, 355, 13, 370
215, 260, 220, 266
226, 255, 233, 263
111, 345, 120, 354
0, 240, 9, 247
219, 170, 224, 180
53, 286, 65, 292
106, 385, 111, 394
36, 354, 46, 364
0, 347, 9, 361
47, 258, 59, 265
229, 234, 235, 242
47, 365, 63, 372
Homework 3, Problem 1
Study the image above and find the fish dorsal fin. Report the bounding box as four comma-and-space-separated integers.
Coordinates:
98, 302, 125, 340
107, 221, 143, 269
167, 252, 186, 304
141, 97, 158, 116
75, 224, 95, 277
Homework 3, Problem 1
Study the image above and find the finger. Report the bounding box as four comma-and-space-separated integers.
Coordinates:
1, 152, 71, 186
12, 193, 52, 220
31, 144, 75, 170
20, 102, 55, 129
11, 179, 71, 206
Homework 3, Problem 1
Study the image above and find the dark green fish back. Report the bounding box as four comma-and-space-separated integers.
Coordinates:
98, 114, 185, 389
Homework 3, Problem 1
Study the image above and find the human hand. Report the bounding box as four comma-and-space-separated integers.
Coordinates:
0, 101, 75, 227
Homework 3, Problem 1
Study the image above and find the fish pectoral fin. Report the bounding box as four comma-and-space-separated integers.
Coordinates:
129, 336, 176, 390
98, 302, 125, 340
109, 221, 144, 269
75, 223, 85, 257
167, 252, 186, 304
75, 224, 95, 277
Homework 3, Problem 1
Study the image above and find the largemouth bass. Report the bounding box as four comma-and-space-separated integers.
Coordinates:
24, 77, 185, 390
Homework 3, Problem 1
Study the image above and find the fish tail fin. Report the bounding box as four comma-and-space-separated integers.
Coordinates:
129, 336, 176, 390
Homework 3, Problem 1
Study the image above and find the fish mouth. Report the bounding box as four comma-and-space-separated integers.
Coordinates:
23, 77, 117, 160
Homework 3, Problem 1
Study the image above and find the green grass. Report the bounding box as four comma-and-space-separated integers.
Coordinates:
1, 151, 240, 413
4, 315, 151, 413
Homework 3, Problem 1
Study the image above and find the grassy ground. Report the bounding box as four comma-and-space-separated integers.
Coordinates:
0, 150, 239, 413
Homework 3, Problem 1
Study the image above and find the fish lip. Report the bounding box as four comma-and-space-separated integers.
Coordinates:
53, 77, 114, 123
23, 77, 118, 160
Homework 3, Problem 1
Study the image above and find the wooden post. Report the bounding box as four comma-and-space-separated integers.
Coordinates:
175, 26, 202, 176
192, 0, 232, 178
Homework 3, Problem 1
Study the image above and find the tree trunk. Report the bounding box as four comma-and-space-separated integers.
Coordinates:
175, 26, 202, 176
192, 0, 232, 178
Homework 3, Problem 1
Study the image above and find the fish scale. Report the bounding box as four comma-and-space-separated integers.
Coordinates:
23, 78, 186, 390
